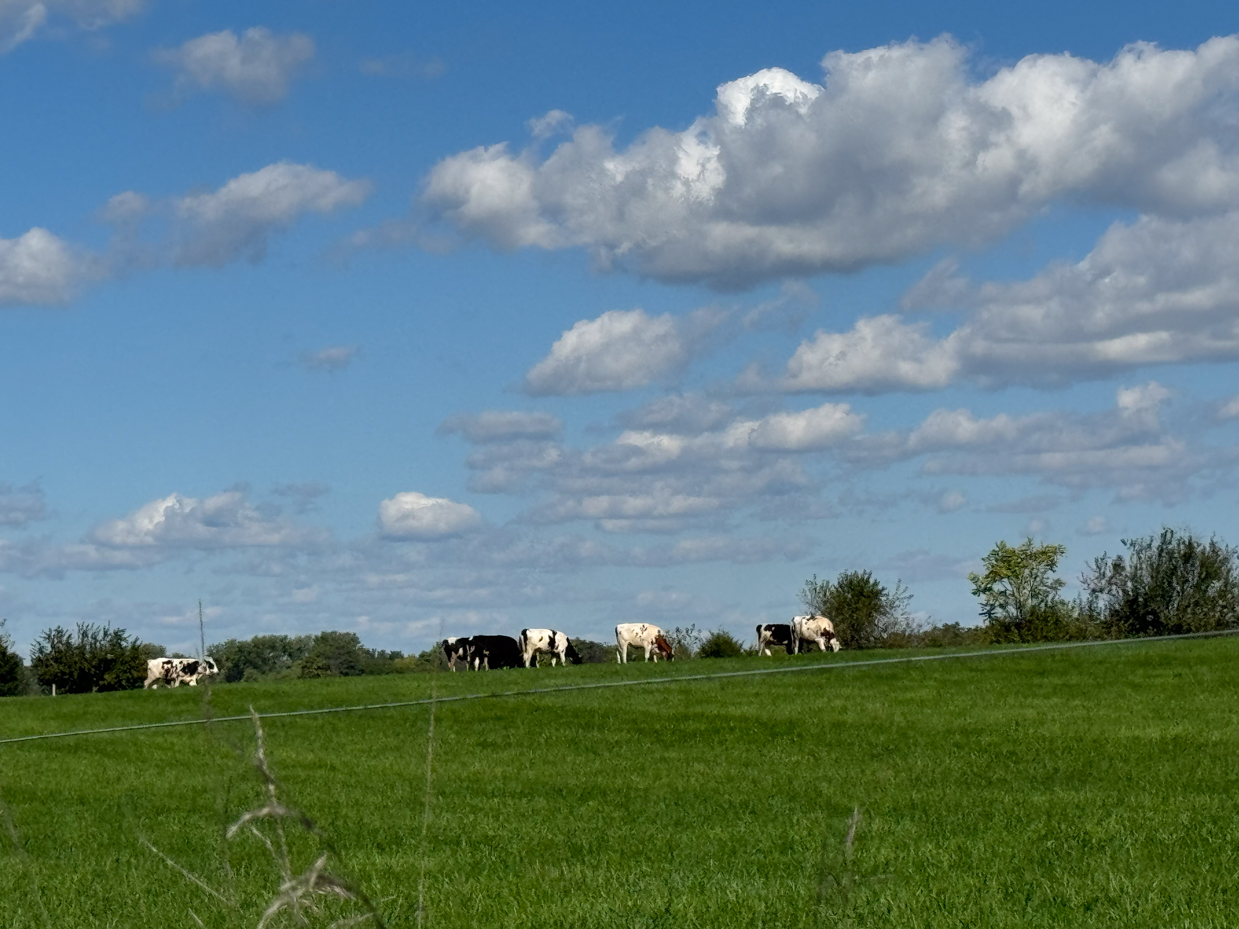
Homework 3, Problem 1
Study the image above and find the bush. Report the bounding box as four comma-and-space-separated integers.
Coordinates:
697, 630, 745, 659
915, 622, 990, 648
968, 538, 1084, 643
29, 623, 150, 693
662, 625, 704, 659
800, 571, 915, 649
569, 639, 613, 664
0, 619, 23, 697
1080, 528, 1239, 637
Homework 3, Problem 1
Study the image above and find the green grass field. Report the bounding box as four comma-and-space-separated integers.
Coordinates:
2, 638, 1238, 928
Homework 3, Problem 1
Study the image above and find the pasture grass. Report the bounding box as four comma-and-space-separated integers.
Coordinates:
1, 638, 1237, 927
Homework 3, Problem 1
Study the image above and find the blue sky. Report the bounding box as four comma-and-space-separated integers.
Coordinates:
3, 0, 1239, 655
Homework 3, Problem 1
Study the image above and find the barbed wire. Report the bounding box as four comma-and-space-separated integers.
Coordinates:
3, 628, 1237, 747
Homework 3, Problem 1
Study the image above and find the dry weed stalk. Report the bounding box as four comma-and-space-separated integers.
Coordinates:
142, 707, 384, 929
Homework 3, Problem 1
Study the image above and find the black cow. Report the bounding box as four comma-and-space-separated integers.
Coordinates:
756, 623, 795, 656
466, 634, 524, 671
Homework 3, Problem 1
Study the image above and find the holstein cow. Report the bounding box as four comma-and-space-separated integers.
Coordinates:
755, 623, 795, 656
791, 615, 842, 654
615, 623, 674, 664
518, 629, 582, 668
442, 637, 473, 672
466, 634, 524, 671
144, 656, 219, 689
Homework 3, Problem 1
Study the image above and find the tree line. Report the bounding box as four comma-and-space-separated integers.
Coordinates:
2, 525, 1236, 696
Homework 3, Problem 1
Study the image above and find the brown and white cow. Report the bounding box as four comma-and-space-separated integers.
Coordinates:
144, 656, 219, 689
518, 629, 582, 668
615, 623, 674, 664
790, 615, 842, 654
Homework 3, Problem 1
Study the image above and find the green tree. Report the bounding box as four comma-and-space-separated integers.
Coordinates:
968, 538, 1073, 642
1080, 528, 1239, 637
0, 619, 24, 697
29, 622, 150, 693
208, 634, 315, 682
299, 631, 367, 678
800, 570, 915, 649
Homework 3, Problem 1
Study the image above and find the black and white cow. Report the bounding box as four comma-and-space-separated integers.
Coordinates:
442, 637, 473, 672
755, 623, 795, 656
466, 634, 524, 671
518, 629, 582, 668
791, 615, 842, 654
143, 656, 218, 689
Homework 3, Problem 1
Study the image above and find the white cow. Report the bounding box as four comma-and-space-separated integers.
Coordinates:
615, 623, 674, 664
791, 615, 841, 654
144, 657, 219, 689
518, 629, 582, 668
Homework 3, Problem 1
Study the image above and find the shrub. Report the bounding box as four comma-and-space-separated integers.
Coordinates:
29, 622, 149, 693
800, 571, 916, 649
697, 630, 745, 659
0, 619, 23, 697
968, 538, 1080, 643
1080, 528, 1239, 637
662, 625, 704, 659
569, 639, 613, 664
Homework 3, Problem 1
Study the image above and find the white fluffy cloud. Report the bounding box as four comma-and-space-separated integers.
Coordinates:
1, 0, 142, 53
778, 208, 1239, 393
154, 27, 315, 105
424, 36, 1239, 288
168, 162, 371, 266
89, 489, 322, 549
779, 315, 959, 393
378, 492, 482, 540
524, 308, 688, 395
0, 227, 99, 306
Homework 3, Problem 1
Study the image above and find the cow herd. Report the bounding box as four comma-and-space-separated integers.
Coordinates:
444, 616, 842, 671
141, 615, 843, 689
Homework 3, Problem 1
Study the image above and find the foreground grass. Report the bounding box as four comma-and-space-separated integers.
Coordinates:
1, 638, 1237, 927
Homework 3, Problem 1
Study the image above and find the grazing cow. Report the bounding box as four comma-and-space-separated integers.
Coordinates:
466, 634, 524, 671
143, 656, 219, 689
791, 615, 842, 654
615, 623, 674, 664
442, 637, 472, 672
755, 623, 795, 656
518, 629, 582, 668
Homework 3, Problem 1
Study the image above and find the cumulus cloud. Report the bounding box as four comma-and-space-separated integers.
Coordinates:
378, 492, 482, 540
866, 382, 1217, 502
299, 345, 359, 372
0, 227, 100, 306
777, 315, 959, 393
778, 207, 1239, 393
1, 0, 143, 53
524, 308, 689, 395
748, 402, 865, 450
438, 410, 561, 443
936, 490, 967, 513
424, 36, 1239, 288
154, 27, 315, 105
168, 162, 371, 266
89, 489, 323, 549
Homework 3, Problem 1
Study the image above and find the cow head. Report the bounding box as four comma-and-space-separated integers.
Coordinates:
202, 657, 219, 676
565, 640, 583, 664
653, 634, 674, 661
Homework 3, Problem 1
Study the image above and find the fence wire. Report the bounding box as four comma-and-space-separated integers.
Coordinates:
3, 628, 1238, 747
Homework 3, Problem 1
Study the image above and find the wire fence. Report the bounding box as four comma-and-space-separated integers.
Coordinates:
3, 628, 1237, 747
